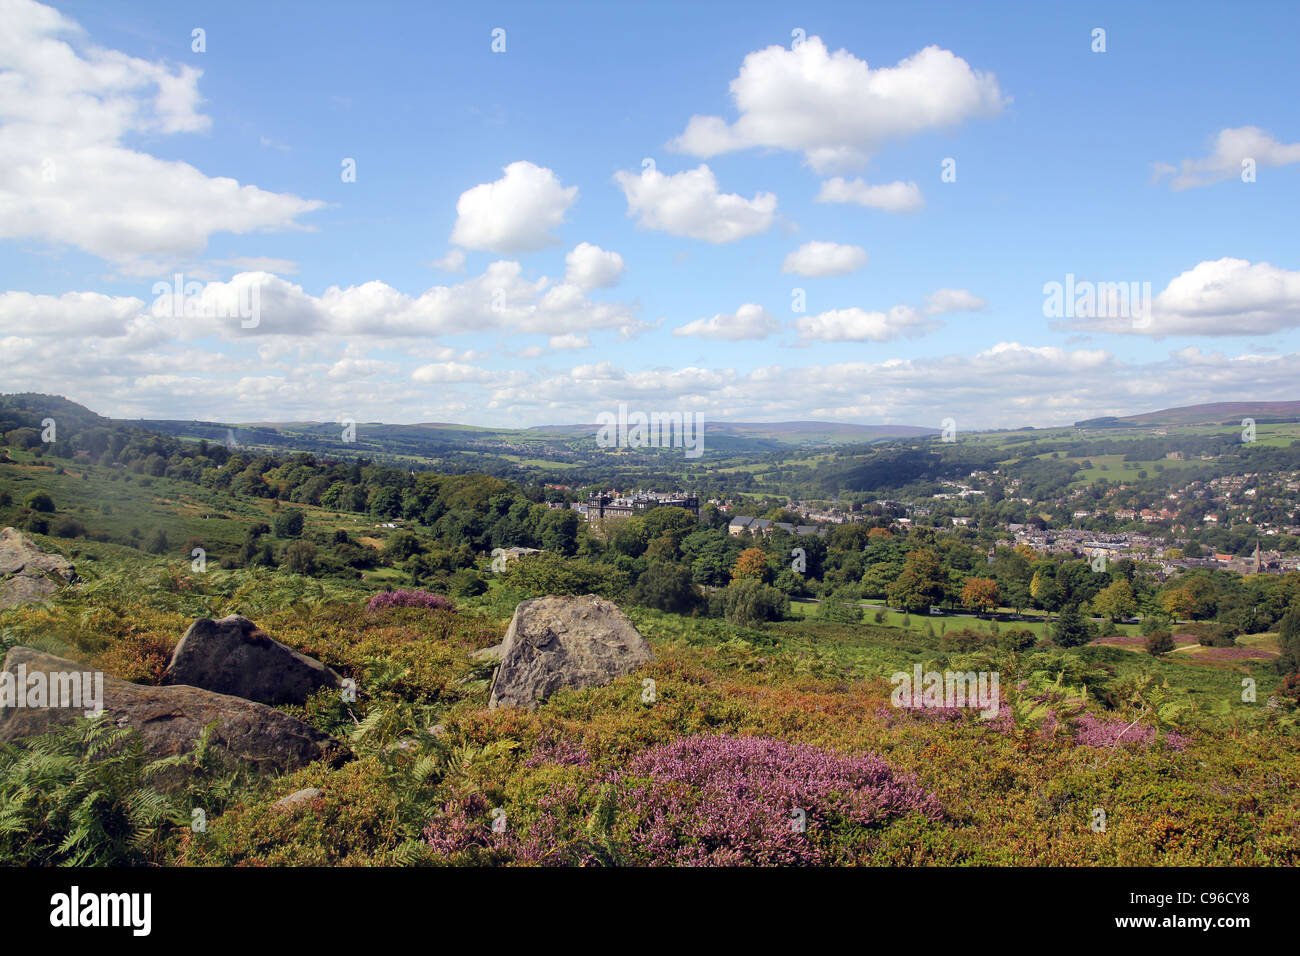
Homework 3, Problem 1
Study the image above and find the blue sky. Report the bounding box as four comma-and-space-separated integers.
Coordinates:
3, 0, 1299, 430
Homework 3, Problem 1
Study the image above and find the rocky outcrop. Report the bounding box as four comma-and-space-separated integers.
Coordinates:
163, 615, 342, 706
0, 647, 346, 787
488, 594, 653, 710
0, 527, 76, 608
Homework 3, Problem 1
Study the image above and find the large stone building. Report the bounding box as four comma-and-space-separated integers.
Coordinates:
579, 491, 699, 533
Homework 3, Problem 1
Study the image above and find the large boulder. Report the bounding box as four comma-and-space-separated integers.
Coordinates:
0, 647, 346, 787
488, 594, 653, 710
0, 527, 76, 608
163, 614, 342, 706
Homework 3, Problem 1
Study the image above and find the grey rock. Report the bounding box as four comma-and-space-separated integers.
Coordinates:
0, 527, 76, 608
0, 648, 346, 789
164, 614, 342, 706
488, 594, 653, 710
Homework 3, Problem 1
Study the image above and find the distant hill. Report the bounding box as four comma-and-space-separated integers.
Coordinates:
1075, 401, 1300, 427
527, 420, 937, 444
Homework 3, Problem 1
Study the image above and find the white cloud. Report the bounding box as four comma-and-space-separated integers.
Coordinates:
1064, 258, 1300, 336
613, 164, 776, 243
432, 248, 466, 272
564, 242, 624, 290
450, 160, 577, 253
1154, 127, 1300, 190
782, 241, 868, 277
670, 37, 1006, 173
795, 305, 932, 342
924, 288, 986, 314
796, 288, 985, 342
672, 303, 780, 341
4, 258, 644, 343
816, 177, 924, 213
0, 289, 144, 337
217, 257, 299, 275
411, 362, 496, 384
548, 333, 591, 350
0, 0, 323, 267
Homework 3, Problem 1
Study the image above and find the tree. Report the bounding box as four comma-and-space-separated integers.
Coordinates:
887, 548, 945, 614
1030, 569, 1060, 619
368, 486, 402, 519
538, 509, 580, 556
381, 531, 423, 562
816, 590, 861, 624
630, 562, 701, 614
1092, 577, 1138, 623
1159, 586, 1195, 622
272, 508, 305, 538
1278, 610, 1300, 676
960, 577, 1000, 616
731, 547, 768, 583
1051, 603, 1093, 648
719, 578, 788, 627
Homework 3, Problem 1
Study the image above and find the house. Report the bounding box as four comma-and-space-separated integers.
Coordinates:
728, 516, 754, 535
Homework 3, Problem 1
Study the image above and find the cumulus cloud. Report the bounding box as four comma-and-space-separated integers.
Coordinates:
0, 0, 323, 267
482, 343, 1300, 430
613, 164, 776, 243
795, 288, 985, 342
432, 248, 466, 272
0, 290, 145, 337
672, 303, 780, 341
1062, 258, 1300, 336
816, 177, 924, 213
564, 242, 625, 290
2, 259, 644, 342
782, 241, 869, 277
1153, 127, 1300, 190
411, 362, 496, 384
670, 37, 1006, 173
548, 333, 591, 350
450, 160, 577, 253
924, 288, 986, 314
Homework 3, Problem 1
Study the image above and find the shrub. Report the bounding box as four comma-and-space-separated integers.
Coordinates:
283, 540, 318, 576
449, 569, 488, 598
23, 490, 55, 513
50, 516, 86, 538
1144, 629, 1175, 656
143, 528, 169, 554
366, 589, 455, 613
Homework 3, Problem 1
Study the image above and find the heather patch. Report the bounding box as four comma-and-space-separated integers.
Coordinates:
423, 734, 941, 866
366, 589, 455, 612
